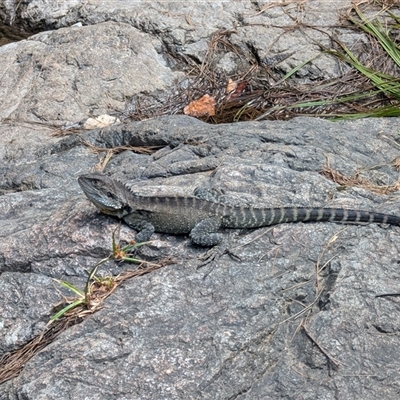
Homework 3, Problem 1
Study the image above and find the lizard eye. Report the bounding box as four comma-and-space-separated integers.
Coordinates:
106, 191, 114, 198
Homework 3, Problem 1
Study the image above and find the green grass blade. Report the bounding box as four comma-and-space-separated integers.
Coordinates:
120, 256, 146, 263
53, 279, 85, 297
352, 7, 400, 68
280, 55, 318, 82
326, 105, 400, 120
51, 299, 84, 320
120, 241, 154, 252
84, 257, 110, 300
328, 46, 400, 100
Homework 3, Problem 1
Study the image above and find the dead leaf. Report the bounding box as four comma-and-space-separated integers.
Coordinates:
226, 79, 237, 94
227, 80, 248, 99
184, 94, 216, 117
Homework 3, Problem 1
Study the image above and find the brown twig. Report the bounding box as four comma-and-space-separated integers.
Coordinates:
302, 323, 342, 369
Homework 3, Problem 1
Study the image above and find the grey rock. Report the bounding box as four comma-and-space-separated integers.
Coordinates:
1, 115, 400, 399
0, 272, 59, 354
0, 0, 369, 84
0, 21, 180, 123
2, 1, 400, 398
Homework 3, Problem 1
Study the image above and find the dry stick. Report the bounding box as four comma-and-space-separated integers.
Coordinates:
321, 156, 400, 195
314, 227, 344, 291
230, 226, 274, 254
321, 164, 400, 195
281, 291, 322, 325
282, 275, 312, 292
251, 0, 306, 16
0, 318, 75, 385
280, 228, 343, 325
287, 229, 345, 368
82, 140, 162, 155
80, 140, 163, 171
302, 323, 342, 369
290, 308, 312, 343
96, 149, 114, 172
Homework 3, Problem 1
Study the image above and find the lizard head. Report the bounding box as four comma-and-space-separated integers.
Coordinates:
78, 173, 132, 218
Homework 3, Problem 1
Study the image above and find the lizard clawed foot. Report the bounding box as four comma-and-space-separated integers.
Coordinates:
197, 242, 241, 272
197, 247, 225, 269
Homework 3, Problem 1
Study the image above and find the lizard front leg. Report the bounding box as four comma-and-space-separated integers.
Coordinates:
123, 212, 155, 242
189, 217, 223, 246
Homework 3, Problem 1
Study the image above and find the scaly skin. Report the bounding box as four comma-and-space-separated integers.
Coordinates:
78, 173, 400, 246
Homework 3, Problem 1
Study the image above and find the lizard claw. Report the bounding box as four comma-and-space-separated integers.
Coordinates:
197, 247, 225, 269
197, 242, 241, 272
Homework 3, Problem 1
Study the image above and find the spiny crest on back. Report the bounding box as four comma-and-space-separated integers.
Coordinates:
116, 177, 147, 200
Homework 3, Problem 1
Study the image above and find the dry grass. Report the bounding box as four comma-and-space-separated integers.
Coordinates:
81, 140, 163, 171
125, 1, 400, 123
0, 262, 167, 385
321, 163, 400, 195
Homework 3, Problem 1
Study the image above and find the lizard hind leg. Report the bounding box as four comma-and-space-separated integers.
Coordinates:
189, 217, 223, 246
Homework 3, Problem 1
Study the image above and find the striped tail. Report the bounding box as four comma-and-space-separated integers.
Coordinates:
222, 207, 400, 228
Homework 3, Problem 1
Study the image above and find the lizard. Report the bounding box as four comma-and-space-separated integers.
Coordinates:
78, 172, 400, 247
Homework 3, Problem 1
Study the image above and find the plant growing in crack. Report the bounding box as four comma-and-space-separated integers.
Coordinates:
51, 230, 158, 321
0, 231, 171, 385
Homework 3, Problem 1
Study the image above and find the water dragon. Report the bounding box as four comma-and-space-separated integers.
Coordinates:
78, 173, 400, 247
